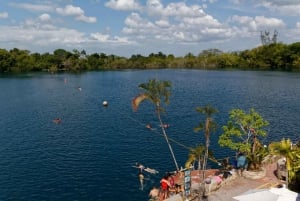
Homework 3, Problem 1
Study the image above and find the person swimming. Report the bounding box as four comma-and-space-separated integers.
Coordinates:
53, 118, 61, 124
139, 172, 144, 190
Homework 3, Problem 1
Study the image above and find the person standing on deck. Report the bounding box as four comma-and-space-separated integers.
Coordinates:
160, 175, 170, 199
237, 152, 247, 176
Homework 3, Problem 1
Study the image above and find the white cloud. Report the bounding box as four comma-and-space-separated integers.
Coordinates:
230, 15, 285, 33
38, 13, 51, 22
254, 16, 285, 28
122, 1, 231, 44
0, 25, 86, 45
155, 19, 170, 27
240, 0, 300, 16
90, 32, 132, 44
56, 5, 84, 16
76, 15, 97, 23
165, 3, 205, 17
146, 0, 164, 16
285, 22, 300, 41
9, 2, 54, 12
90, 33, 110, 42
56, 5, 97, 23
105, 0, 140, 11
1, 0, 298, 56
181, 15, 221, 27
0, 12, 8, 19
202, 0, 217, 3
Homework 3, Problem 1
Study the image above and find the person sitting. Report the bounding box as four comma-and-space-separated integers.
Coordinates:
175, 184, 182, 194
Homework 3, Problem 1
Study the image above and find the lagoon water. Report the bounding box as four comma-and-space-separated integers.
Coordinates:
0, 69, 299, 201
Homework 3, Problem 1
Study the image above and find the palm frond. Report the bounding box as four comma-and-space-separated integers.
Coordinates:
132, 94, 147, 111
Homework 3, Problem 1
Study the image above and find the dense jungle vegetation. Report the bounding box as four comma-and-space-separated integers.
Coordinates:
1, 42, 300, 73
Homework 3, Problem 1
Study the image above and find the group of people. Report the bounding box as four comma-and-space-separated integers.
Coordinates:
135, 163, 159, 191
148, 172, 183, 201
145, 123, 170, 130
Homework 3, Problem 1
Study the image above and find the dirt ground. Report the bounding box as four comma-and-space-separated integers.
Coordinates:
160, 162, 282, 201
207, 162, 282, 201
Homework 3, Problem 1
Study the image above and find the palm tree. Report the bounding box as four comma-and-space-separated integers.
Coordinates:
194, 105, 218, 179
132, 79, 179, 171
269, 138, 300, 187
185, 144, 206, 170
185, 144, 216, 170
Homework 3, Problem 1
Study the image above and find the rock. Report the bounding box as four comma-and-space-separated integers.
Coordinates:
243, 168, 266, 179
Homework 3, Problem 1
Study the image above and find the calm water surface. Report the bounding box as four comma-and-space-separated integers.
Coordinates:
0, 70, 299, 201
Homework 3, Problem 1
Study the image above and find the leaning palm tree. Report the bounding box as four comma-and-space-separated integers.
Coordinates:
132, 79, 179, 171
194, 105, 218, 180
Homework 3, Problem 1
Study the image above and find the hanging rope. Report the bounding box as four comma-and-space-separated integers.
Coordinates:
127, 115, 239, 166
127, 115, 192, 150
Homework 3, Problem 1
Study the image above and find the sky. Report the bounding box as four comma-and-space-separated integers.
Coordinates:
0, 0, 300, 57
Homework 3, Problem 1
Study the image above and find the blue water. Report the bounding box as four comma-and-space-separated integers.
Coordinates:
0, 70, 299, 201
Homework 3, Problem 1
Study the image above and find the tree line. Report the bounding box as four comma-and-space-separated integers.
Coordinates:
1, 42, 300, 73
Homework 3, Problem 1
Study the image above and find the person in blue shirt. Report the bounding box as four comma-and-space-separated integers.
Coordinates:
237, 152, 247, 176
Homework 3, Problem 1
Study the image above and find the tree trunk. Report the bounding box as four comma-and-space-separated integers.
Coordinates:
157, 112, 179, 171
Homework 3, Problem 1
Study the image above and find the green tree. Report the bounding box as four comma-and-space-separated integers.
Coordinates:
218, 108, 269, 170
269, 138, 300, 187
9, 48, 34, 73
132, 79, 179, 171
53, 49, 72, 70
0, 49, 14, 73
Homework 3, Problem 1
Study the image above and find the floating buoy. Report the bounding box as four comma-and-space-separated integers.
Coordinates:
102, 101, 108, 107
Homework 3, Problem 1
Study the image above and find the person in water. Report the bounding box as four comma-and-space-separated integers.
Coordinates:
139, 172, 144, 190
53, 118, 61, 124
136, 162, 145, 173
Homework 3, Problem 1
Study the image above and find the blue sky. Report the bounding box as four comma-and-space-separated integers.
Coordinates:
0, 0, 299, 57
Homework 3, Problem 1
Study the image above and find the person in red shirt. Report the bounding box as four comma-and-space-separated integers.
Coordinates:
160, 175, 170, 199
